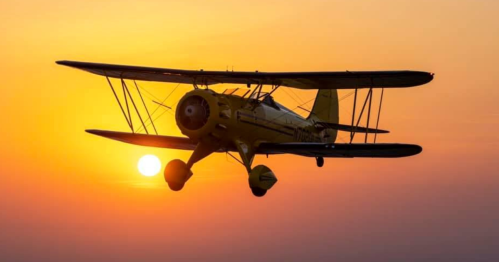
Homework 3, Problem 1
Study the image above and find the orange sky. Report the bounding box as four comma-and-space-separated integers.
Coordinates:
1, 0, 498, 261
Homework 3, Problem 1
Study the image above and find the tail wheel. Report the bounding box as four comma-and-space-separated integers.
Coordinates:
316, 157, 324, 167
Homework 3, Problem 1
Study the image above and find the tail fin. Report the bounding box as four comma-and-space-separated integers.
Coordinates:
308, 89, 339, 142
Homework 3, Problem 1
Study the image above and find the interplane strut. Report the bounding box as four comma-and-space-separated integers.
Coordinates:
349, 80, 385, 144
105, 76, 160, 135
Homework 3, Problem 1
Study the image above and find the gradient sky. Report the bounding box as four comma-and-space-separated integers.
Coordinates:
1, 0, 498, 261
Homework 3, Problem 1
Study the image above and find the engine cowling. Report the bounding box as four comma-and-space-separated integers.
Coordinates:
175, 89, 232, 143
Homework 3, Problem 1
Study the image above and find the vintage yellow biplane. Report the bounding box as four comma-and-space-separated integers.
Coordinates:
57, 60, 433, 196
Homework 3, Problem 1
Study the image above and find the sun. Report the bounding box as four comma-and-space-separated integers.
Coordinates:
138, 155, 162, 177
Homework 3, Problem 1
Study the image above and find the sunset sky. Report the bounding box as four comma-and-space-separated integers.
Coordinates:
1, 0, 498, 261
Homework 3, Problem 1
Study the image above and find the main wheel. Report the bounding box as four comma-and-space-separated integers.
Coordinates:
168, 182, 185, 191
164, 159, 193, 191
248, 165, 277, 197
316, 157, 324, 167
250, 187, 267, 197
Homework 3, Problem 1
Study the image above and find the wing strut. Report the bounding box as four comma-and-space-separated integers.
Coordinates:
365, 87, 373, 143
106, 76, 134, 132
374, 88, 384, 143
121, 79, 149, 135
349, 88, 373, 143
134, 80, 158, 135
105, 76, 155, 134
349, 79, 385, 144
121, 79, 134, 132
350, 89, 358, 141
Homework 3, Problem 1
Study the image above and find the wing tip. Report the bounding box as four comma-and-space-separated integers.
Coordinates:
85, 129, 99, 135
416, 144, 423, 154
404, 144, 423, 157
423, 72, 434, 85
56, 60, 73, 66
85, 129, 110, 138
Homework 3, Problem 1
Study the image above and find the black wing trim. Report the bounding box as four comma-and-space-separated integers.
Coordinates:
56, 60, 433, 89
257, 142, 422, 158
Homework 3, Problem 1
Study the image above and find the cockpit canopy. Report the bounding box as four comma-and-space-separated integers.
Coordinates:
223, 88, 278, 108
261, 95, 279, 109
223, 88, 304, 118
222, 88, 252, 98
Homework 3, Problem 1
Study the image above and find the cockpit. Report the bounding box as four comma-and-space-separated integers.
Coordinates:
223, 88, 280, 109
222, 88, 252, 98
261, 95, 279, 110
222, 87, 304, 118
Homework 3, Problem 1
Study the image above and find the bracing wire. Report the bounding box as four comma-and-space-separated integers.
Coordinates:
287, 87, 306, 104
136, 83, 180, 133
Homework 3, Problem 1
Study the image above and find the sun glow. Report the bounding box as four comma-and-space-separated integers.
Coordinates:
138, 155, 162, 177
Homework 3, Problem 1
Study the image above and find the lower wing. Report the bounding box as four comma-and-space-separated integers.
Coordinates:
257, 142, 422, 158
86, 129, 200, 151
86, 130, 421, 158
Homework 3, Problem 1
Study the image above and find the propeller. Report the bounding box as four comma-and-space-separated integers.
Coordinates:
178, 95, 210, 130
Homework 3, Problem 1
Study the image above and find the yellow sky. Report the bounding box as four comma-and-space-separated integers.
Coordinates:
1, 0, 498, 261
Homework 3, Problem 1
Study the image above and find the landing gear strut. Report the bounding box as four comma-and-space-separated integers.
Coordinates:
234, 139, 278, 197
164, 141, 218, 192
316, 157, 324, 167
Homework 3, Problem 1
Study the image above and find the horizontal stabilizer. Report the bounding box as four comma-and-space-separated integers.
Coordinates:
257, 142, 421, 158
316, 122, 389, 134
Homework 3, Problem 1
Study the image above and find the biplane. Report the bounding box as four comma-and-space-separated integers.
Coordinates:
57, 60, 433, 197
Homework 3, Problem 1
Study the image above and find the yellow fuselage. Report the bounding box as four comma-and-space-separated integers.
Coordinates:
175, 89, 334, 152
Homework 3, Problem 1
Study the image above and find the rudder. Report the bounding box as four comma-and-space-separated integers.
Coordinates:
308, 89, 339, 142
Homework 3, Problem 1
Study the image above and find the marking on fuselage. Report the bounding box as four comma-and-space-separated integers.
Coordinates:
239, 119, 294, 137
294, 127, 322, 142
238, 112, 296, 131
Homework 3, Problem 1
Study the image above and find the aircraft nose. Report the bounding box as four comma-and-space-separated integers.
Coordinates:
185, 105, 200, 117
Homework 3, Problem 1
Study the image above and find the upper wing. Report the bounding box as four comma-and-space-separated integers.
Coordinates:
257, 142, 422, 158
86, 129, 210, 151
57, 60, 433, 89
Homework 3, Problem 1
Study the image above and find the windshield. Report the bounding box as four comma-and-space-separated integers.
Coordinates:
222, 88, 251, 98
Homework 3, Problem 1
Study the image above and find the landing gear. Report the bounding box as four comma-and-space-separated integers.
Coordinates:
164, 141, 218, 192
248, 165, 277, 197
250, 187, 267, 197
164, 159, 192, 191
234, 139, 278, 197
316, 157, 324, 167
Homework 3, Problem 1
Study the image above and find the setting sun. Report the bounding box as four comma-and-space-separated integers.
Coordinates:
138, 155, 161, 177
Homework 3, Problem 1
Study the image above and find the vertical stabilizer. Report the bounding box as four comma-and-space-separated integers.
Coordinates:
308, 89, 339, 142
